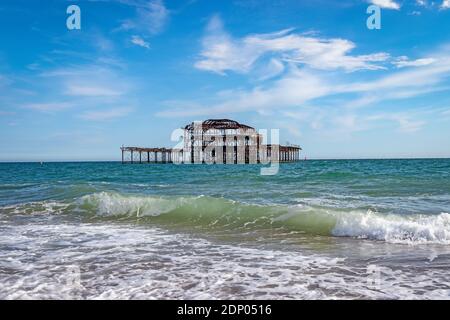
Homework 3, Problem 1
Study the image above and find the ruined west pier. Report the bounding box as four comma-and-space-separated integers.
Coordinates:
121, 119, 302, 164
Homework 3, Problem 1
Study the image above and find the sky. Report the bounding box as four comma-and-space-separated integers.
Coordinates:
0, 0, 450, 161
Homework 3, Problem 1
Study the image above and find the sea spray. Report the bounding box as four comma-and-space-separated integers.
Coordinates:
332, 210, 450, 244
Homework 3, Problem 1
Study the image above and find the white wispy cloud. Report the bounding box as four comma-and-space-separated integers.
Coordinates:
334, 56, 450, 108
0, 74, 11, 87
367, 113, 426, 133
369, 0, 401, 10
392, 56, 436, 68
79, 107, 133, 121
282, 109, 359, 137
161, 26, 450, 118
23, 60, 137, 121
342, 57, 450, 94
65, 85, 125, 97
41, 65, 130, 98
256, 58, 285, 81
283, 107, 429, 136
158, 68, 331, 117
131, 35, 150, 49
413, 0, 449, 9
92, 32, 115, 52
23, 103, 73, 112
0, 111, 15, 116
118, 0, 169, 35
195, 15, 389, 75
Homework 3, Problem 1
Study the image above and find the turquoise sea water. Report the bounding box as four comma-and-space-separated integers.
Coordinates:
1, 159, 450, 299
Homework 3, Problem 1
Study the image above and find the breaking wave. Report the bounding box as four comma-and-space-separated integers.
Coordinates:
3, 192, 450, 245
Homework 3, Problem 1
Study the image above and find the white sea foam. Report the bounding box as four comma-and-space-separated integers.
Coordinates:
1, 201, 71, 216
332, 211, 450, 244
1, 222, 449, 300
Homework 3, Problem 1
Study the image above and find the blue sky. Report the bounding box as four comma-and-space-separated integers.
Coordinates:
0, 0, 450, 161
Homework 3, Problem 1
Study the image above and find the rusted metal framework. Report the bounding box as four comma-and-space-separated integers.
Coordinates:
184, 119, 254, 131
184, 119, 261, 164
121, 119, 302, 164
267, 144, 302, 163
120, 147, 178, 164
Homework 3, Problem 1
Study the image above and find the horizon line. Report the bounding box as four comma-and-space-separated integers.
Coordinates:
1, 157, 450, 164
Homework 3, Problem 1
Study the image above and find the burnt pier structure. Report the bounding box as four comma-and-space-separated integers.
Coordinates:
121, 119, 302, 164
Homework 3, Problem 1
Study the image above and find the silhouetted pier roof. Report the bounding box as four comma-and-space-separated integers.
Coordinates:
185, 119, 254, 131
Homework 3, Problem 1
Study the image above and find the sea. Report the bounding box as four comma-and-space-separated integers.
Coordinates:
0, 159, 450, 299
